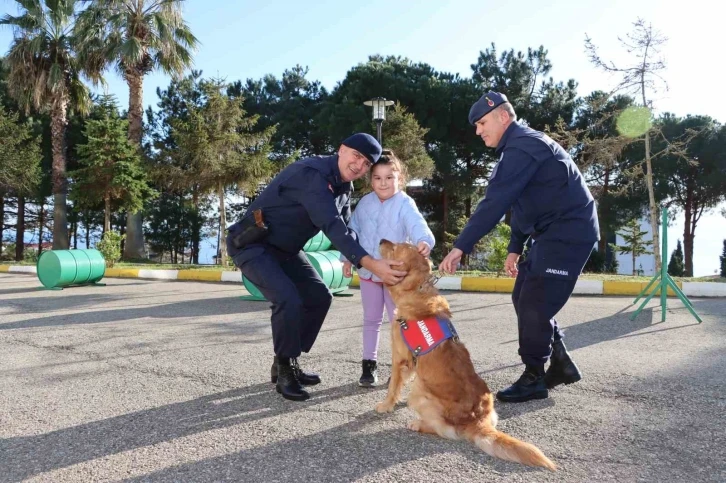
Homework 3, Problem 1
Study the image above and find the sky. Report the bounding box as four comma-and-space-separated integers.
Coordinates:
1, 0, 724, 275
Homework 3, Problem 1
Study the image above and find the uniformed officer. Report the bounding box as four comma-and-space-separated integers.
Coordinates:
439, 92, 600, 403
227, 133, 407, 402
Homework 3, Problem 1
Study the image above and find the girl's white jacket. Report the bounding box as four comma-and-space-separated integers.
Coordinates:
343, 190, 435, 282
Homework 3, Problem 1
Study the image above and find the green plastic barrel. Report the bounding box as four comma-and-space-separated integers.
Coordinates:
37, 249, 106, 289
242, 274, 266, 300
302, 231, 332, 252
240, 250, 351, 301
306, 250, 352, 291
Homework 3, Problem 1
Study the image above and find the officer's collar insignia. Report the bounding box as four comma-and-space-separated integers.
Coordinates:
486, 96, 494, 107
327, 183, 334, 193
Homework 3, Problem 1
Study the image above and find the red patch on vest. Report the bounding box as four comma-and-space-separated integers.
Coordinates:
399, 317, 456, 356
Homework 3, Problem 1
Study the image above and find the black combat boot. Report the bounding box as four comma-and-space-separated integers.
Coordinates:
358, 359, 378, 388
271, 356, 321, 386
496, 364, 548, 403
275, 357, 310, 401
544, 340, 582, 389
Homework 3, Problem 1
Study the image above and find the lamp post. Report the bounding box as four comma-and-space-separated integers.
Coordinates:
363, 97, 394, 145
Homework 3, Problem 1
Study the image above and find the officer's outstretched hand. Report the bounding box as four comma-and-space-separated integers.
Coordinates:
362, 256, 407, 285
505, 253, 520, 277
439, 248, 463, 275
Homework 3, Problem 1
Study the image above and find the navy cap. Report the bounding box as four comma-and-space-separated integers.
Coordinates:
341, 133, 382, 164
468, 91, 509, 125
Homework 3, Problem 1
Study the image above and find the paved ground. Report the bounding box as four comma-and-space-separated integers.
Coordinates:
1, 272, 725, 483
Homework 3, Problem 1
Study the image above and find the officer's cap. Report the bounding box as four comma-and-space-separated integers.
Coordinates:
341, 133, 382, 164
468, 91, 509, 125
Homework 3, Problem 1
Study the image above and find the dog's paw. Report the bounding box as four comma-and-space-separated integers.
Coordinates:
375, 401, 395, 413
407, 420, 422, 432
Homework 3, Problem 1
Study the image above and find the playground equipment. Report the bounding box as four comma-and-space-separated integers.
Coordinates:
241, 231, 353, 301
37, 249, 106, 290
630, 207, 702, 323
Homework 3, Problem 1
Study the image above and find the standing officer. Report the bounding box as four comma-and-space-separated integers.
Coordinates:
439, 92, 599, 403
227, 133, 407, 402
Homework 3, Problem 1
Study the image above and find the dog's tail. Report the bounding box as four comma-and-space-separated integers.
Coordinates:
466, 425, 556, 471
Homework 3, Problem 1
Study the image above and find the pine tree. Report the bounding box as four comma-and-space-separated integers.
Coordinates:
613, 218, 654, 276
70, 97, 156, 234
668, 239, 685, 277
720, 239, 726, 278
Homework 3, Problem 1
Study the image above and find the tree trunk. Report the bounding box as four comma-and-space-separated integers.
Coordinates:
123, 71, 146, 260
50, 101, 69, 250
644, 131, 660, 272
38, 200, 44, 256
0, 194, 4, 257
442, 189, 448, 239
219, 182, 228, 267
104, 193, 111, 234
598, 165, 611, 253
191, 188, 200, 264
85, 212, 91, 249
15, 196, 25, 261
73, 220, 78, 249
632, 251, 636, 276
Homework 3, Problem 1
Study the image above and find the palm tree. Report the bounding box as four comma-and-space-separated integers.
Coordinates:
76, 0, 198, 259
1, 0, 96, 250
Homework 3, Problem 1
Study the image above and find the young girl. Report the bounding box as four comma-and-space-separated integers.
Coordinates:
342, 150, 435, 387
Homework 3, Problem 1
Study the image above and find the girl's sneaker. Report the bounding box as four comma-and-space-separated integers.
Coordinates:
358, 359, 378, 387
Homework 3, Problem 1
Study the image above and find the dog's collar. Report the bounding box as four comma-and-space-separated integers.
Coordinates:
418, 271, 443, 291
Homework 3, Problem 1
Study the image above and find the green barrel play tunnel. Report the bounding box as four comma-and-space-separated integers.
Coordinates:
37, 249, 106, 289
241, 249, 352, 301
302, 231, 332, 252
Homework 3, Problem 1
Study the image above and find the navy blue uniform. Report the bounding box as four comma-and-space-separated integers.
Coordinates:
455, 121, 599, 366
227, 155, 369, 358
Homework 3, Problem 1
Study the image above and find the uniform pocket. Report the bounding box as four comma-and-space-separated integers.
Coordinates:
528, 241, 593, 280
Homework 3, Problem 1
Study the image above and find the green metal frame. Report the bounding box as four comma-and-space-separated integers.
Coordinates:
630, 207, 702, 323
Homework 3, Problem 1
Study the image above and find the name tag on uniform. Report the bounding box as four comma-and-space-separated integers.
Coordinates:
489, 152, 504, 180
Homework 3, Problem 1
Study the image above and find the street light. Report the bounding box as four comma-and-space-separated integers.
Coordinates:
363, 97, 394, 145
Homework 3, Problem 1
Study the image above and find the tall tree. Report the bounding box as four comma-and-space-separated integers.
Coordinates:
0, 105, 42, 257
233, 65, 330, 163
165, 78, 274, 266
667, 239, 685, 277
720, 240, 726, 278
613, 218, 654, 276
585, 17, 668, 271
471, 43, 579, 131
1, 0, 96, 249
70, 96, 156, 232
655, 115, 726, 276
380, 103, 435, 182
77, 0, 198, 259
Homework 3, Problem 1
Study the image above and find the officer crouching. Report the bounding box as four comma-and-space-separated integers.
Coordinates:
227, 133, 407, 401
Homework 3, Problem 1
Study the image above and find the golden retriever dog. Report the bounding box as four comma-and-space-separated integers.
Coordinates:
375, 239, 556, 471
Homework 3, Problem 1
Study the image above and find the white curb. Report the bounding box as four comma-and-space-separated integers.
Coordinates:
436, 276, 462, 291
138, 269, 178, 280
682, 282, 726, 297
574, 280, 603, 295
221, 271, 242, 283
9, 265, 37, 274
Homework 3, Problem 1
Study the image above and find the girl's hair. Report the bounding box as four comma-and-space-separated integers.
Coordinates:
371, 149, 407, 189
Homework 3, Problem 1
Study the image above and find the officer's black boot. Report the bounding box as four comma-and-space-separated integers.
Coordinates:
544, 340, 582, 389
358, 359, 378, 388
496, 364, 548, 403
275, 358, 310, 401
271, 356, 321, 386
